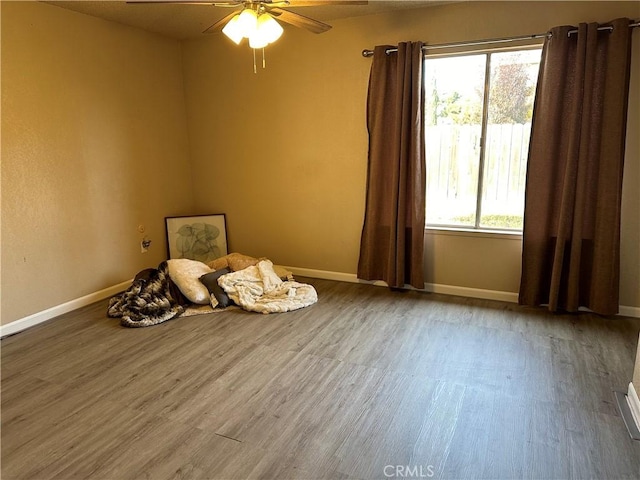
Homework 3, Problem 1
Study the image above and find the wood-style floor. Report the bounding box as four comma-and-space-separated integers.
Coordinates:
2, 278, 640, 479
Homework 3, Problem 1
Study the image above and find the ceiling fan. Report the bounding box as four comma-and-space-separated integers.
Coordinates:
128, 0, 367, 72
128, 1, 369, 40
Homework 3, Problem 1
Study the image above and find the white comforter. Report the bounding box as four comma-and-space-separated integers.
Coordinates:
218, 259, 318, 314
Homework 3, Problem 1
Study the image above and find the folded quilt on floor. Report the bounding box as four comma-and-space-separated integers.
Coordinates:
217, 259, 318, 314
107, 261, 187, 328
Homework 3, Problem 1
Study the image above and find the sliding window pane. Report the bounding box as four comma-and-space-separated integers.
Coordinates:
424, 55, 486, 227
480, 49, 542, 230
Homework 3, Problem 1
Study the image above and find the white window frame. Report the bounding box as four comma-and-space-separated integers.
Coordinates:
423, 44, 543, 235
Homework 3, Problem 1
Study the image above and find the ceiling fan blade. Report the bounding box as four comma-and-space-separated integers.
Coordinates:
286, 1, 368, 5
269, 7, 331, 33
127, 1, 242, 5
262, 1, 291, 6
202, 9, 241, 33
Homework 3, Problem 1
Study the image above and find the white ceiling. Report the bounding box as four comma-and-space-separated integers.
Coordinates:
44, 1, 449, 40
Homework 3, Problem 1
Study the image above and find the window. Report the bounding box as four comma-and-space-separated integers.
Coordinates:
424, 48, 542, 231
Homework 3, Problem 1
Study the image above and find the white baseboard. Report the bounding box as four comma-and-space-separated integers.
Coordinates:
423, 282, 519, 303
286, 266, 639, 316
628, 383, 640, 432
1, 280, 131, 338
285, 266, 519, 303
620, 306, 640, 318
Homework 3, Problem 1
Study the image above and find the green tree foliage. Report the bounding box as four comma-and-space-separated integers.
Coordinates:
428, 55, 535, 126
488, 62, 535, 124
439, 91, 483, 125
427, 76, 482, 126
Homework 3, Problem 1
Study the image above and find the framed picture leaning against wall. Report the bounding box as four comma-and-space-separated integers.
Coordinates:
165, 214, 228, 263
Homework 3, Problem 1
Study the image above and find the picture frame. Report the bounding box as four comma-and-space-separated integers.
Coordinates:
165, 214, 228, 263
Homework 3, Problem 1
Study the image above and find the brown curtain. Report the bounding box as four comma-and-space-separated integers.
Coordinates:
357, 42, 426, 289
519, 18, 633, 315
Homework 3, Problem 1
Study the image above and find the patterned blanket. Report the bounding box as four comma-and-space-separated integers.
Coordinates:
107, 261, 187, 328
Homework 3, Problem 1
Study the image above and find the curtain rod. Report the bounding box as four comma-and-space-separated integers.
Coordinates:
361, 21, 640, 57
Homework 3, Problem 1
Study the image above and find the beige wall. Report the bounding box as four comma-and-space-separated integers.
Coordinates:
182, 1, 640, 306
1, 2, 194, 324
635, 334, 640, 395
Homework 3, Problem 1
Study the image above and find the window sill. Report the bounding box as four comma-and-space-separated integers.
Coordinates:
425, 226, 523, 240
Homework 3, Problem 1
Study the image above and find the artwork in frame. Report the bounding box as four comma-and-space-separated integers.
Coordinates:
165, 214, 228, 263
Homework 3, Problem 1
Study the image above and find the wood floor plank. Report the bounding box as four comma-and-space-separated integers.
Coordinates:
523, 401, 571, 480
439, 386, 494, 479
63, 419, 250, 480
480, 390, 528, 479
564, 406, 640, 479
214, 357, 386, 477
160, 343, 299, 432
2, 394, 150, 479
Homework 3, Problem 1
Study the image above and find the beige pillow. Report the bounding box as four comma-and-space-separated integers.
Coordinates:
167, 259, 212, 304
207, 253, 261, 272
207, 256, 229, 271
206, 253, 293, 280
273, 265, 294, 281
229, 254, 264, 272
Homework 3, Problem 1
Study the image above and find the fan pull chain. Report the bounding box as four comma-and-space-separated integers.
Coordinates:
251, 48, 268, 73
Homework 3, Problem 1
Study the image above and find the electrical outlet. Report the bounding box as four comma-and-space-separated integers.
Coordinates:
141, 237, 151, 253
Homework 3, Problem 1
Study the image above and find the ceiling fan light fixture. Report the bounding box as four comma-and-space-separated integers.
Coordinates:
236, 8, 258, 35
257, 12, 283, 44
249, 33, 269, 49
222, 15, 244, 44
222, 8, 283, 48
